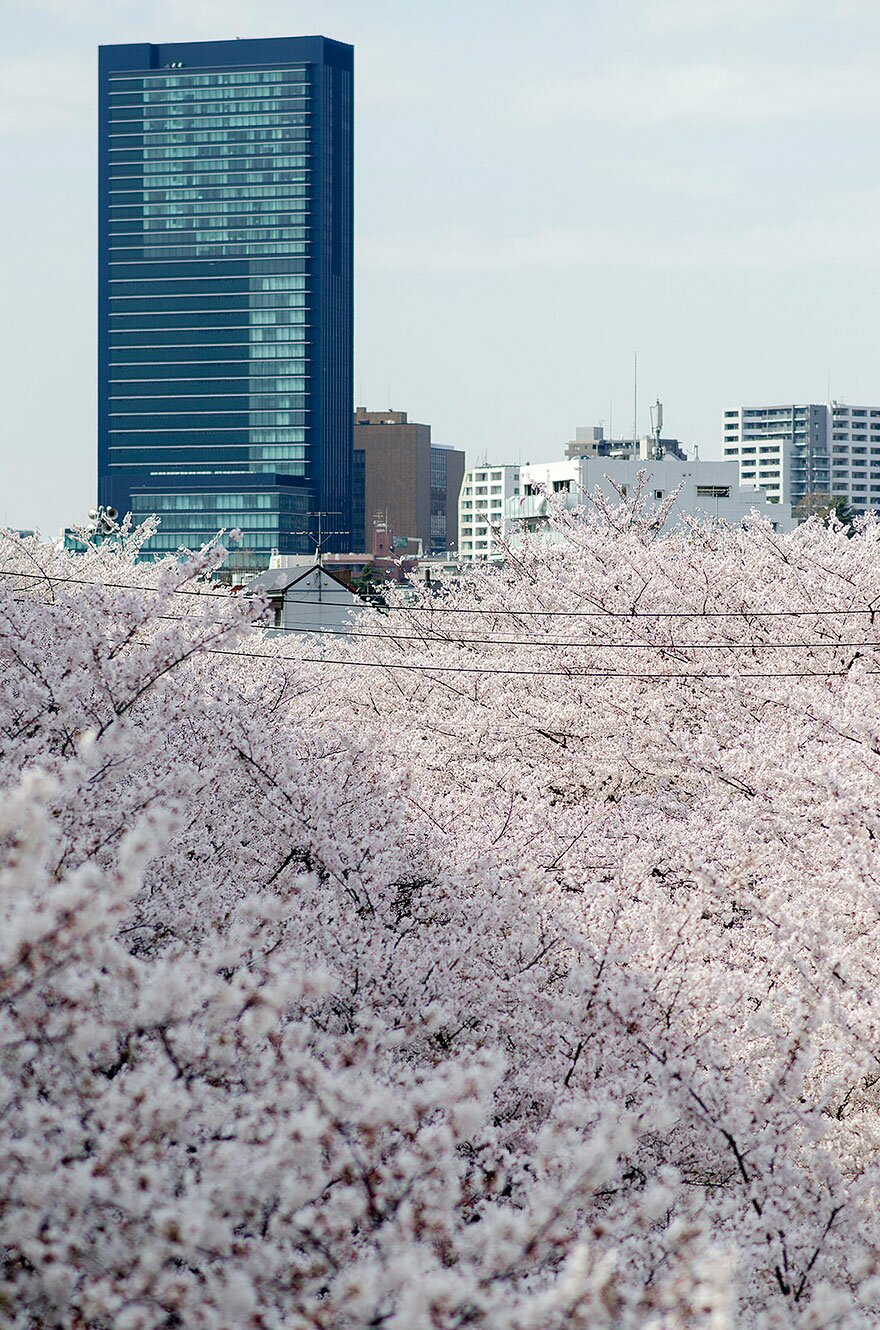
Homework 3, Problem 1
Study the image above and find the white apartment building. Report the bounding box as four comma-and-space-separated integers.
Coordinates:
503, 455, 795, 541
722, 403, 880, 514
458, 464, 520, 560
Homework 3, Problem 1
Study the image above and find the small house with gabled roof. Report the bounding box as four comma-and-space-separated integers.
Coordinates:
247, 562, 367, 636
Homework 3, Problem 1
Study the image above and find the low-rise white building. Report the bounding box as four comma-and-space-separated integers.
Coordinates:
504, 456, 796, 541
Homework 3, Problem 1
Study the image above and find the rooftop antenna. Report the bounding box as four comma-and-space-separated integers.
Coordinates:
650, 397, 663, 459
290, 511, 345, 566
632, 352, 640, 449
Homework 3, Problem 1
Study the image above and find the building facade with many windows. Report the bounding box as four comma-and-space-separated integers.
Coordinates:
351, 408, 465, 555
458, 465, 521, 560
722, 404, 880, 515
98, 36, 353, 567
430, 444, 465, 555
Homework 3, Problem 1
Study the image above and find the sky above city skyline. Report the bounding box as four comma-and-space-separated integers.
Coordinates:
3, 0, 880, 534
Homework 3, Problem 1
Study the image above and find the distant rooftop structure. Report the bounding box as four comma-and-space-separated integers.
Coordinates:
354, 408, 410, 426
564, 424, 687, 462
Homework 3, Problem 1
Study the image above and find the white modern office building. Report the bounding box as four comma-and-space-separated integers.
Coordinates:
722, 403, 880, 514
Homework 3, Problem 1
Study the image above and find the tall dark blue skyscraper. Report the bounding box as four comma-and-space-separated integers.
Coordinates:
98, 36, 353, 565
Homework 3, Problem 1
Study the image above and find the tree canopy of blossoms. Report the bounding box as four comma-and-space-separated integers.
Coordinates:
3, 497, 880, 1329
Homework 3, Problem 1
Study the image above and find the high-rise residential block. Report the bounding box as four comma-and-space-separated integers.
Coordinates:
98, 36, 354, 566
722, 403, 880, 514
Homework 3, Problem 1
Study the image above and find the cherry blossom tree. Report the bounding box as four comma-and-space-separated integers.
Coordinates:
2, 502, 880, 1328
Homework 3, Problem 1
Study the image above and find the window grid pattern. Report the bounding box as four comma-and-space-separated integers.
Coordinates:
99, 41, 353, 563
721, 404, 880, 513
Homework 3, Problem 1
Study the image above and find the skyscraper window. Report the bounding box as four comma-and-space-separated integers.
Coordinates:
98, 36, 353, 568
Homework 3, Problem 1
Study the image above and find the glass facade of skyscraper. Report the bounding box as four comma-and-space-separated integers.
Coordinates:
98, 37, 353, 564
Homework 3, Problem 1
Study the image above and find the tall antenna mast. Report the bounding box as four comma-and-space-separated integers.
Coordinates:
632, 352, 638, 446
650, 398, 663, 459
291, 511, 345, 566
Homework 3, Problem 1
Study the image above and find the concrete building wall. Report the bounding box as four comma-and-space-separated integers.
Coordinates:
825, 403, 880, 510
354, 408, 432, 549
720, 403, 880, 515
505, 457, 796, 538
458, 464, 521, 559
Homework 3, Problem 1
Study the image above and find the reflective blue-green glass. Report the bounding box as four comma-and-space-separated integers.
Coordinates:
100, 39, 353, 563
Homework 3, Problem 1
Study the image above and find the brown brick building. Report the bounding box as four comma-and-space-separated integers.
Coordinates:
353, 408, 464, 554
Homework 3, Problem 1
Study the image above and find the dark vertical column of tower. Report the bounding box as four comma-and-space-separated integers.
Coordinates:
96, 36, 354, 565
310, 45, 354, 550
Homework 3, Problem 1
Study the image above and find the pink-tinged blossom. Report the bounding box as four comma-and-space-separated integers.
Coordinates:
2, 507, 880, 1326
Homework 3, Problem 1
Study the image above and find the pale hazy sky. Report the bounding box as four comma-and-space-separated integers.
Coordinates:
3, 0, 880, 534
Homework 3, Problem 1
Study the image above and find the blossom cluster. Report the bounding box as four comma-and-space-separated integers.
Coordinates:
2, 501, 880, 1328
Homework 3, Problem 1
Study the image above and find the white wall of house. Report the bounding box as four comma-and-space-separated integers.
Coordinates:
248, 563, 365, 636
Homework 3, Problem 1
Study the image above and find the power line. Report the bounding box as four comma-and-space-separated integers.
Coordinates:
98, 610, 880, 655
1, 585, 872, 679
0, 566, 234, 599
62, 601, 880, 654
277, 595, 880, 620
270, 619, 880, 650
7, 583, 880, 654
2, 565, 879, 621
4, 569, 880, 658
204, 646, 878, 680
